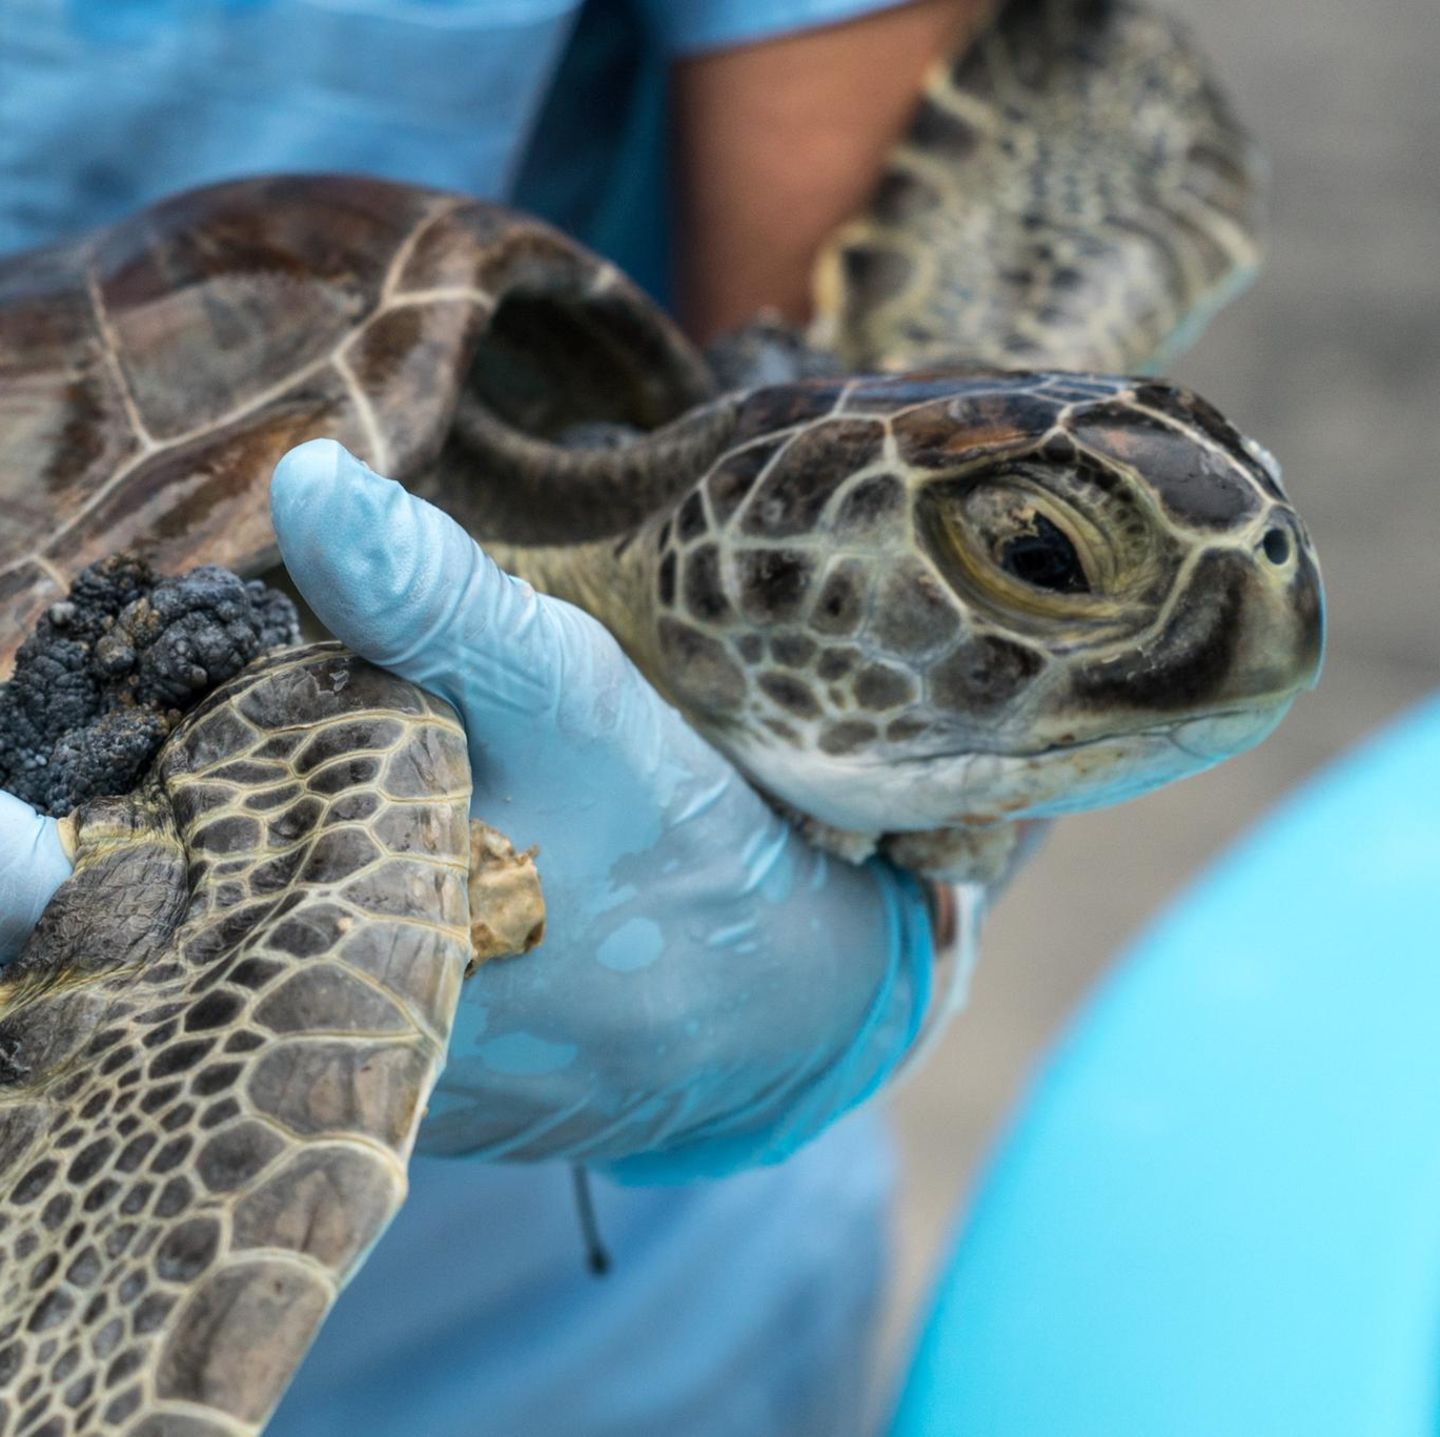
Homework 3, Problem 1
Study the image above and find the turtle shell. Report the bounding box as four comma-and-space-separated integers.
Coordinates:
0, 175, 713, 674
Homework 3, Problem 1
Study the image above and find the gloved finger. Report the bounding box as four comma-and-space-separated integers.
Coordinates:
0, 791, 73, 964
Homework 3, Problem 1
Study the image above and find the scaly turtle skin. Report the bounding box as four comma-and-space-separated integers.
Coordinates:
0, 2, 1320, 1431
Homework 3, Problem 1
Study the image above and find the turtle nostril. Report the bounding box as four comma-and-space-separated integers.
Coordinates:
1261, 526, 1291, 565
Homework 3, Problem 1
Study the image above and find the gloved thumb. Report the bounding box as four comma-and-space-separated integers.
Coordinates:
269, 440, 684, 793
0, 792, 73, 964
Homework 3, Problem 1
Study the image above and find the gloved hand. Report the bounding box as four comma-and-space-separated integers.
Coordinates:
0, 792, 73, 964
0, 438, 945, 1183
269, 440, 939, 1182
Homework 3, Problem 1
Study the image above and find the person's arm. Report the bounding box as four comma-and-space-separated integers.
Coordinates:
670, 0, 992, 338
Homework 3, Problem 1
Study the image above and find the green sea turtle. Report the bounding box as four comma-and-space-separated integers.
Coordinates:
0, 1, 1322, 1433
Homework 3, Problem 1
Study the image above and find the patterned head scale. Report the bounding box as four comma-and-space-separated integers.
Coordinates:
648, 370, 1321, 833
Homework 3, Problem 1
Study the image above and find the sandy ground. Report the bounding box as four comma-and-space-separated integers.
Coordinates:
883, 0, 1440, 1382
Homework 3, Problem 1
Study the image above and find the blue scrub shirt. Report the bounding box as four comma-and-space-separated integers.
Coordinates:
0, 0, 916, 295
0, 2, 917, 1432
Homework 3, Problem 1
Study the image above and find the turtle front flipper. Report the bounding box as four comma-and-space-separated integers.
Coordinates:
0, 644, 474, 1437
812, 0, 1265, 374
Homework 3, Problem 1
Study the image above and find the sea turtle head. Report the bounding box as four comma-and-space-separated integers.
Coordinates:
637, 371, 1323, 835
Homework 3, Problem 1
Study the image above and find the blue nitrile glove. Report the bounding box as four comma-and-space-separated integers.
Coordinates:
270, 439, 937, 1182
0, 792, 72, 964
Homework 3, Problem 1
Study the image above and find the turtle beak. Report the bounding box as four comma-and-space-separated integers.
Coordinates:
1170, 702, 1292, 760
1065, 533, 1324, 727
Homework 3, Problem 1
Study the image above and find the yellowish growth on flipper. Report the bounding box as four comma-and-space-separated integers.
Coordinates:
465, 820, 546, 972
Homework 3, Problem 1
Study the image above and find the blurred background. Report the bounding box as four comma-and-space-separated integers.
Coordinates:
886, 0, 1440, 1364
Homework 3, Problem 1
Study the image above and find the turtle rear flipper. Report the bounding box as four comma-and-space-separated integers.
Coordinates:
0, 645, 473, 1436
812, 0, 1265, 374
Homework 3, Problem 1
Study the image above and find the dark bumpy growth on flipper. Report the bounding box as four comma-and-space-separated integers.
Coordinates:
0, 556, 298, 815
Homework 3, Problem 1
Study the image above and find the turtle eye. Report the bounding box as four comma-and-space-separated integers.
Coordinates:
999, 514, 1090, 594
